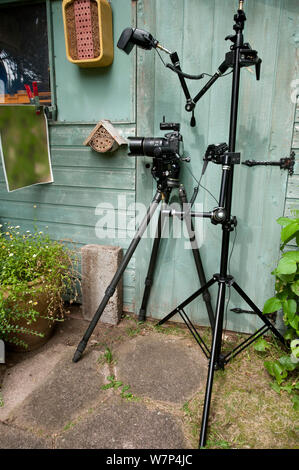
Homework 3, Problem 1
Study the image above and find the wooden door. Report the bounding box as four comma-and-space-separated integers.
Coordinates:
135, 0, 299, 333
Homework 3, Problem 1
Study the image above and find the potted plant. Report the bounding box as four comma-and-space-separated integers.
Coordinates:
0, 223, 79, 351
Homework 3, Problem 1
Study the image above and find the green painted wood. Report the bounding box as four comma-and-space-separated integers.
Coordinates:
49, 123, 135, 146
49, 147, 135, 170
293, 124, 299, 148
51, 0, 136, 123
0, 183, 134, 208
286, 175, 299, 198
136, 0, 299, 332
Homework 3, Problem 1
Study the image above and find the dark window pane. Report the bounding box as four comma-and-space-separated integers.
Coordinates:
0, 2, 51, 105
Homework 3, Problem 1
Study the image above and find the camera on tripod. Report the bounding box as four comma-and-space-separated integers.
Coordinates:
127, 120, 187, 189
127, 120, 183, 159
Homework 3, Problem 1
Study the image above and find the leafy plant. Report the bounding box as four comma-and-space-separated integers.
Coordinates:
101, 375, 140, 401
0, 223, 79, 348
98, 347, 115, 365
260, 215, 299, 408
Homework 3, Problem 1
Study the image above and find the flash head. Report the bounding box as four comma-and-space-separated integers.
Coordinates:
117, 27, 158, 54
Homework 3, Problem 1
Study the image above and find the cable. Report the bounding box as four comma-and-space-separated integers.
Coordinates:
155, 48, 234, 81
166, 63, 204, 80
183, 161, 219, 206
223, 226, 238, 343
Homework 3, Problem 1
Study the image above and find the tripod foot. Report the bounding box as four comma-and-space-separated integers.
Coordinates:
72, 340, 87, 363
138, 309, 146, 322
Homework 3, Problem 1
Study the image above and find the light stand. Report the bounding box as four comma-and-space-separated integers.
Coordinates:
156, 5, 285, 448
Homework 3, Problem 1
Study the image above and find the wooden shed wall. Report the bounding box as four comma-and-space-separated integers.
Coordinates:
0, 0, 298, 330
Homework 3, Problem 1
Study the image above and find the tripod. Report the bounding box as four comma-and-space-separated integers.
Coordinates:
73, 131, 215, 363
157, 6, 285, 448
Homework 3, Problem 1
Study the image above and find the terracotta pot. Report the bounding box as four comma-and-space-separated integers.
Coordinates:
3, 280, 59, 352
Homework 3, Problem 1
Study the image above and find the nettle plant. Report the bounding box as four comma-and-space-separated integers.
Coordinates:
258, 215, 299, 409
0, 224, 79, 348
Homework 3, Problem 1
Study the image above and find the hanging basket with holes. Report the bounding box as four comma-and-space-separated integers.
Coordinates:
62, 0, 113, 67
83, 120, 127, 153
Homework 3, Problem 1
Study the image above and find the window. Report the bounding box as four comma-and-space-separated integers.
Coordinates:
0, 2, 51, 105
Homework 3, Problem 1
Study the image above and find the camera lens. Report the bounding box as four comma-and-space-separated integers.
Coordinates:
128, 137, 144, 156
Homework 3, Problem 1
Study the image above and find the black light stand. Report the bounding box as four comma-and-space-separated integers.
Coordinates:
157, 6, 285, 448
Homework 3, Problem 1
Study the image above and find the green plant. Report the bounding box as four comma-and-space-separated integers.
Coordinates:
260, 215, 299, 408
101, 375, 140, 401
97, 347, 115, 365
0, 223, 79, 348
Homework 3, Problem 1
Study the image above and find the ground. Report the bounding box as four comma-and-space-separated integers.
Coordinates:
0, 306, 298, 450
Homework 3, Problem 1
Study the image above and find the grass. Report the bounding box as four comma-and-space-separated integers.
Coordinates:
181, 334, 299, 449
101, 375, 140, 402
97, 347, 115, 365
91, 314, 298, 448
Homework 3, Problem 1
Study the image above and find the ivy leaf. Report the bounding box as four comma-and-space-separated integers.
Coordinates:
282, 251, 299, 262
282, 299, 297, 320
277, 217, 294, 227
276, 257, 297, 275
291, 280, 299, 296
289, 315, 299, 332
263, 297, 282, 314
281, 221, 299, 244
278, 355, 298, 372
270, 381, 281, 394
264, 360, 288, 385
254, 337, 270, 352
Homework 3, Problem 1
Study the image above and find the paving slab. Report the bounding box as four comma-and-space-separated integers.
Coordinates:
7, 350, 108, 433
55, 397, 188, 449
114, 334, 207, 404
0, 343, 66, 421
0, 423, 50, 449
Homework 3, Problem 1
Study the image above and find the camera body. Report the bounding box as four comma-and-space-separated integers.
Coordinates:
128, 122, 183, 189
128, 121, 183, 159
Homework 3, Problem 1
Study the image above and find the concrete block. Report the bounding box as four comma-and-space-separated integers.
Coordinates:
81, 244, 123, 324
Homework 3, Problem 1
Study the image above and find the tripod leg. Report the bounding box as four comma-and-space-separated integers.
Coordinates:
72, 190, 162, 363
157, 277, 216, 326
179, 185, 215, 329
199, 280, 226, 448
138, 191, 171, 322
232, 282, 285, 345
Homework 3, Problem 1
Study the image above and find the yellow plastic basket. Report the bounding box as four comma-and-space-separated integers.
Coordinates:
62, 0, 113, 67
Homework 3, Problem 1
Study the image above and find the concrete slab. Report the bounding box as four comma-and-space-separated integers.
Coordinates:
0, 423, 49, 449
0, 343, 66, 421
81, 244, 123, 324
7, 350, 108, 433
55, 397, 188, 449
114, 334, 207, 404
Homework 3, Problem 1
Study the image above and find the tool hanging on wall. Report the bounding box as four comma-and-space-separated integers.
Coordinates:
62, 0, 114, 67
24, 82, 41, 115
84, 120, 127, 152
242, 151, 296, 176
